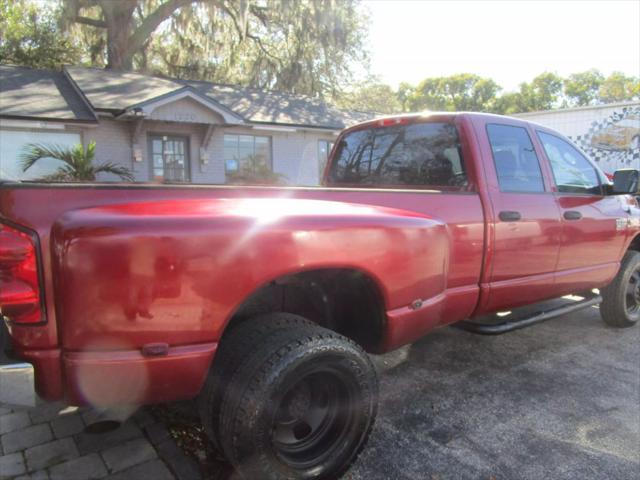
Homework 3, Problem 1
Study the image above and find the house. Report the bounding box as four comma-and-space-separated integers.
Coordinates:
0, 65, 372, 185
515, 101, 640, 174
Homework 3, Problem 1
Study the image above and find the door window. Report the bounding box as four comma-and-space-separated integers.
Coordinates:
487, 124, 545, 193
537, 131, 601, 195
150, 135, 189, 182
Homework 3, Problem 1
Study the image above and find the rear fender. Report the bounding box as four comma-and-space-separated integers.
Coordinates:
51, 197, 450, 352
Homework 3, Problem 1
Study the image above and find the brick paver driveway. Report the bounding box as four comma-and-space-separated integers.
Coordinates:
0, 402, 175, 480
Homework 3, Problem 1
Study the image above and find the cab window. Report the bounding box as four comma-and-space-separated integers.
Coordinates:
537, 131, 601, 195
486, 124, 545, 193
327, 122, 467, 189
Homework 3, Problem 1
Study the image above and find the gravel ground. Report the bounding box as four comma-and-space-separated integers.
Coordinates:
346, 304, 640, 480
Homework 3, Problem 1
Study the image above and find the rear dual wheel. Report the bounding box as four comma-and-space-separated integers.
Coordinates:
200, 315, 378, 480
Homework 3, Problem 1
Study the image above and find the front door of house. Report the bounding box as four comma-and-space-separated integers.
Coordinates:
150, 135, 190, 182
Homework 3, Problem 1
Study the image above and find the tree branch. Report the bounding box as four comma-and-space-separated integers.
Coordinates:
123, 0, 210, 61
73, 15, 107, 28
246, 33, 283, 64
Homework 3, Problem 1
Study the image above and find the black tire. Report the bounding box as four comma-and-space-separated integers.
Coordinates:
219, 323, 378, 480
600, 250, 640, 328
198, 313, 313, 452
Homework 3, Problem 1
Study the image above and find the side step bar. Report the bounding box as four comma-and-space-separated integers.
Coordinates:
455, 295, 602, 335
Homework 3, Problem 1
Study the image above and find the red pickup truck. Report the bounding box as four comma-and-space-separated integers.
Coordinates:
2, 112, 640, 479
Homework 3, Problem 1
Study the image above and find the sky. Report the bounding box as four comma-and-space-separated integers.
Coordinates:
364, 0, 640, 91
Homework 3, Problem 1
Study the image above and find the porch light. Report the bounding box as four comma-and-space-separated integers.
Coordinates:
200, 147, 209, 165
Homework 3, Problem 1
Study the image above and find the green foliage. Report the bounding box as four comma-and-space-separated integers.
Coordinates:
599, 72, 640, 103
517, 72, 564, 112
62, 0, 368, 97
20, 141, 134, 182
0, 0, 80, 69
397, 70, 638, 115
396, 82, 415, 112
564, 69, 604, 106
407, 74, 502, 112
335, 80, 402, 114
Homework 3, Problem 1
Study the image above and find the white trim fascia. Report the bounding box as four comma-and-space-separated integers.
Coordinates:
252, 125, 298, 133
0, 119, 96, 130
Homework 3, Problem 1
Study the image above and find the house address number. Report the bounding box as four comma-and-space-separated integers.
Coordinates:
150, 112, 197, 122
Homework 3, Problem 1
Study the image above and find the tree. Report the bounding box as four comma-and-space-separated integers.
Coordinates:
62, 0, 368, 97
20, 142, 133, 182
517, 72, 564, 112
0, 0, 80, 69
564, 69, 604, 106
396, 82, 415, 112
599, 72, 640, 103
493, 91, 525, 115
335, 80, 402, 114
408, 74, 501, 112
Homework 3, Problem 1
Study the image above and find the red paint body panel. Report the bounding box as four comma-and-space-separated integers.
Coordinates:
63, 343, 216, 405
1, 112, 638, 405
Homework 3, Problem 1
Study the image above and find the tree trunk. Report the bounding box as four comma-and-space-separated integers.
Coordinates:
100, 0, 137, 70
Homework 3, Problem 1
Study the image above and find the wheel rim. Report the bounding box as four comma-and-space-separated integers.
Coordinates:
624, 267, 640, 315
271, 368, 359, 471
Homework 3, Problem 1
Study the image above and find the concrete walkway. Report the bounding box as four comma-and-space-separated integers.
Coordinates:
0, 403, 175, 480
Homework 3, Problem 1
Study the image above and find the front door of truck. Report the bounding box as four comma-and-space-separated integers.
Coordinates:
480, 123, 563, 313
535, 130, 627, 292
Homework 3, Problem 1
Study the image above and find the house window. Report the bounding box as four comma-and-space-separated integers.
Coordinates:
318, 140, 335, 178
224, 134, 272, 176
149, 135, 190, 182
0, 130, 80, 181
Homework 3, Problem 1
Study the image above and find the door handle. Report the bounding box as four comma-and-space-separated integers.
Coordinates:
499, 211, 522, 222
563, 210, 582, 221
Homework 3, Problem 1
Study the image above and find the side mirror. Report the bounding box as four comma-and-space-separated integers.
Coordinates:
613, 169, 640, 194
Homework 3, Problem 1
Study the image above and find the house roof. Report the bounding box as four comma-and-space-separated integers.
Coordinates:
64, 66, 371, 129
0, 65, 97, 123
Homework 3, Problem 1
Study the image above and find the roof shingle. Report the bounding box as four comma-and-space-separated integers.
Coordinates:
0, 65, 372, 129
64, 66, 371, 129
0, 65, 96, 122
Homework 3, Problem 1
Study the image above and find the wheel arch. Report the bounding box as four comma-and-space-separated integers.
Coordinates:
627, 232, 640, 252
220, 267, 388, 353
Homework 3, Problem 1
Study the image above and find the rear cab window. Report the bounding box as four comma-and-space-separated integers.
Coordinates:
486, 124, 546, 193
326, 121, 468, 190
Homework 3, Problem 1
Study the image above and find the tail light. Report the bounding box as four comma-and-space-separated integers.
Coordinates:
0, 222, 44, 324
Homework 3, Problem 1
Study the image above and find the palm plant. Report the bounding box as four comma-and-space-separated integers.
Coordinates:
20, 141, 133, 182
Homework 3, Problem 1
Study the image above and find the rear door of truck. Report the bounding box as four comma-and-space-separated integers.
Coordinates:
470, 117, 563, 314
